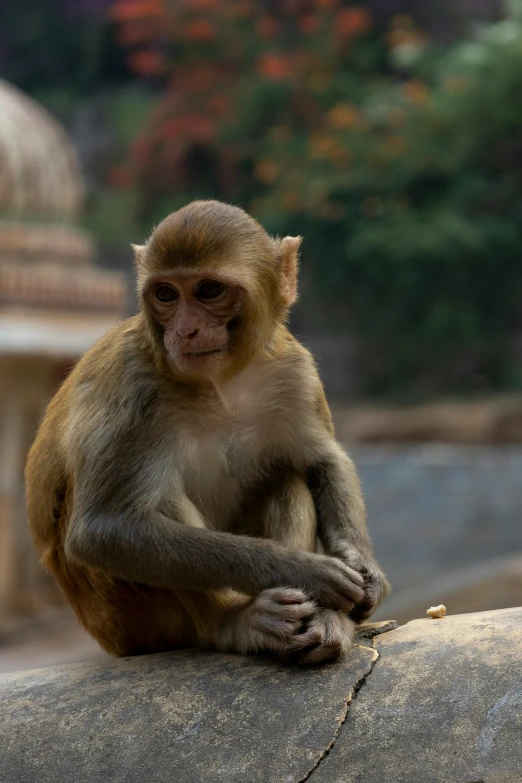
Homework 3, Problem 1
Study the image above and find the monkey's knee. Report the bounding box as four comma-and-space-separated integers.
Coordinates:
262, 474, 317, 552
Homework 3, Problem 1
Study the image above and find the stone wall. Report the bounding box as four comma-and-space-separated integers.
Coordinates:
352, 445, 522, 619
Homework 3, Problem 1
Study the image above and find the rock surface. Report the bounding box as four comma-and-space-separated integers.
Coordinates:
312, 607, 522, 783
1, 608, 521, 783
0, 637, 377, 783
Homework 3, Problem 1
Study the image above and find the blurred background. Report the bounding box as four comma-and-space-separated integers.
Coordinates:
1, 0, 522, 672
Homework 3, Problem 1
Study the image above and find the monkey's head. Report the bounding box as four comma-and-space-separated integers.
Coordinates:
133, 200, 301, 378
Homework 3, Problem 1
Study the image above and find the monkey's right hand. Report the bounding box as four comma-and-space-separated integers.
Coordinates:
298, 554, 366, 614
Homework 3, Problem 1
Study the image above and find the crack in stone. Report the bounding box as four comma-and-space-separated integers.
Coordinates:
297, 621, 399, 783
296, 644, 380, 783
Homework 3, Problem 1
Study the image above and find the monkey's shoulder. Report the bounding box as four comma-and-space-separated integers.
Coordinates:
67, 317, 156, 393
53, 318, 161, 443
211, 340, 331, 459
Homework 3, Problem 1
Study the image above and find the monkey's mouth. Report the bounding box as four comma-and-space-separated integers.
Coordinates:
180, 349, 223, 359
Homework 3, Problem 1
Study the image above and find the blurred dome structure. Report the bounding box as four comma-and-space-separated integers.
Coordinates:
0, 78, 83, 220
0, 79, 127, 625
0, 78, 126, 356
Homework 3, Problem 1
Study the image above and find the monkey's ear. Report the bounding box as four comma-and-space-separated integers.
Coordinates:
131, 244, 146, 267
278, 236, 302, 306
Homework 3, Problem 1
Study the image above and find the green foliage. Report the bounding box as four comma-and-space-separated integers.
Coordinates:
82, 189, 139, 244
246, 11, 522, 395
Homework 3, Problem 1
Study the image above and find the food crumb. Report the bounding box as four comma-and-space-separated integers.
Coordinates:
427, 604, 447, 619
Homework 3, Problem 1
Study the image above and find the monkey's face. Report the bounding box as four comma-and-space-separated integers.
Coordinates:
146, 273, 241, 376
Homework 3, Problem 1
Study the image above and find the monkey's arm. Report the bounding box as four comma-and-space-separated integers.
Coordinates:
307, 442, 390, 620
64, 490, 365, 613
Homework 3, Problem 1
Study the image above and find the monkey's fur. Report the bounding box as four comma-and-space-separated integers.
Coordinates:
25, 201, 389, 665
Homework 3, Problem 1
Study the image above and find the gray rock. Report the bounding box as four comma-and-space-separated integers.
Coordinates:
313, 606, 522, 783
2, 607, 521, 783
0, 644, 376, 783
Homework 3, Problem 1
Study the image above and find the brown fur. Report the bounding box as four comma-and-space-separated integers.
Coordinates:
25, 200, 389, 663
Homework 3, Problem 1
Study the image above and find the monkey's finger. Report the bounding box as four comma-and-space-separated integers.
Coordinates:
297, 616, 352, 665
350, 572, 388, 619
349, 593, 377, 621
316, 590, 356, 614
331, 559, 365, 586
321, 574, 366, 608
265, 599, 317, 618
255, 615, 303, 640
282, 626, 324, 653
298, 640, 344, 666
255, 589, 317, 619
260, 587, 313, 605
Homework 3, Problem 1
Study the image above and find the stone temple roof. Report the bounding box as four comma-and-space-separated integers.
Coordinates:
0, 80, 127, 357
0, 79, 83, 220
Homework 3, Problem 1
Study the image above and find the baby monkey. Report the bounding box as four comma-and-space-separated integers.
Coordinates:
26, 200, 389, 665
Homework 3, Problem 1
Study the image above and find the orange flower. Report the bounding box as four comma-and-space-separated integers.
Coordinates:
307, 73, 331, 93
189, 0, 220, 8
383, 135, 406, 156
361, 197, 382, 217
107, 165, 134, 189
320, 201, 347, 221
232, 0, 255, 18
254, 159, 280, 184
116, 19, 160, 46
391, 14, 416, 30
402, 80, 429, 104
283, 191, 300, 212
109, 0, 164, 21
183, 20, 215, 42
256, 53, 292, 81
386, 16, 425, 50
160, 117, 185, 138
327, 103, 360, 129
387, 107, 407, 127
256, 16, 279, 40
328, 146, 351, 165
386, 28, 413, 48
299, 14, 320, 35
336, 7, 371, 37
206, 94, 232, 114
128, 50, 165, 75
192, 116, 215, 142
444, 76, 469, 95
268, 125, 292, 145
308, 132, 338, 160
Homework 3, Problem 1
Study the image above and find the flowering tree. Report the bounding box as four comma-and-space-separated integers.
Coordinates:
108, 0, 393, 220
109, 0, 522, 395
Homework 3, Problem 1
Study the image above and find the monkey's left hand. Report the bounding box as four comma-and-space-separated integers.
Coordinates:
333, 546, 390, 622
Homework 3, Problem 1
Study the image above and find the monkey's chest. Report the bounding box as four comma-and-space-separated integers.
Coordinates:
181, 426, 268, 529
182, 407, 298, 529
180, 368, 310, 527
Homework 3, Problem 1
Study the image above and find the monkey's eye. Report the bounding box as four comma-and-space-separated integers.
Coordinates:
197, 280, 226, 300
155, 285, 178, 303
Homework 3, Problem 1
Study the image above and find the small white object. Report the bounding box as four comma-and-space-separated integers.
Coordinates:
427, 604, 447, 619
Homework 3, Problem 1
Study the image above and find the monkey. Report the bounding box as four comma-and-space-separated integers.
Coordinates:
25, 200, 389, 665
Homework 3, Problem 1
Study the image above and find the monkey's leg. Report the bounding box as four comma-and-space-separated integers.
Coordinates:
240, 473, 356, 663
243, 472, 317, 552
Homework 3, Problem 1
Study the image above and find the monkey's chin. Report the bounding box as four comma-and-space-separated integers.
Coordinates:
170, 349, 226, 377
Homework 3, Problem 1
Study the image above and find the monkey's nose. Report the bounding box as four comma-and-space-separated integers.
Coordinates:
177, 327, 199, 339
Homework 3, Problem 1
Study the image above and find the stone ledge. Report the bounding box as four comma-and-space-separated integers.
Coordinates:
1, 607, 521, 783
333, 396, 522, 443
